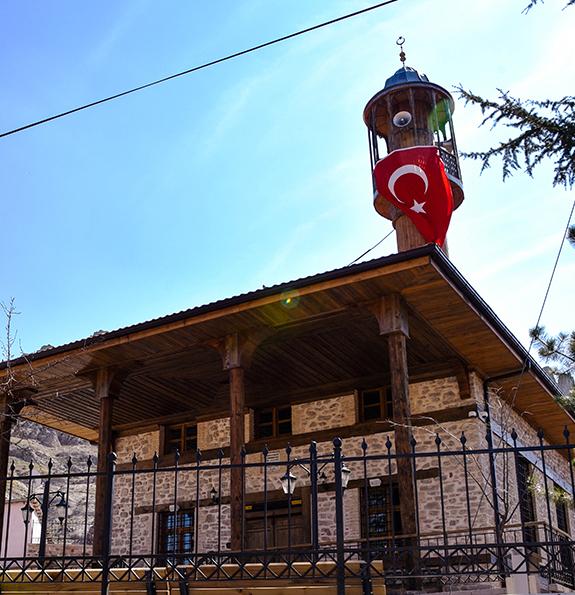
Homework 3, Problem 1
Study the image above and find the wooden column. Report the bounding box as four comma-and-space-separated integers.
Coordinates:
229, 364, 245, 551
92, 368, 121, 556
210, 331, 268, 551
370, 295, 418, 540
0, 391, 13, 552
394, 215, 449, 256
0, 387, 35, 550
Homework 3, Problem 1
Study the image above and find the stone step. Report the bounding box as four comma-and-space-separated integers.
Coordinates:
405, 589, 506, 595
0, 584, 385, 595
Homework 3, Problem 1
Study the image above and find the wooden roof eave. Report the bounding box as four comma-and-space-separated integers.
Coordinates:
420, 253, 575, 441
1, 251, 435, 380
7, 244, 573, 445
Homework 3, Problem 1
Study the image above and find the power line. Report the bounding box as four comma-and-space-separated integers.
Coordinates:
510, 195, 575, 403
0, 0, 400, 139
347, 228, 395, 266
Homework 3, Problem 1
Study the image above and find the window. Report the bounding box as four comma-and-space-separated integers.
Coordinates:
359, 387, 393, 422
555, 486, 570, 534
516, 455, 537, 544
255, 406, 292, 440
362, 483, 402, 540
164, 423, 197, 455
554, 484, 574, 581
159, 509, 194, 560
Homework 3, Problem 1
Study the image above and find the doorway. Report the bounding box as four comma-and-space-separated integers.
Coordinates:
244, 498, 309, 557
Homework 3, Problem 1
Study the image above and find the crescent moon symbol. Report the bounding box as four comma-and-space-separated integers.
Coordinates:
388, 164, 428, 203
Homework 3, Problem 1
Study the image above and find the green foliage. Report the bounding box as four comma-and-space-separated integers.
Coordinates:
458, 0, 575, 187
530, 325, 575, 373
524, 0, 575, 12
456, 88, 575, 188
530, 325, 575, 407
551, 485, 574, 507
527, 472, 574, 507
530, 326, 575, 367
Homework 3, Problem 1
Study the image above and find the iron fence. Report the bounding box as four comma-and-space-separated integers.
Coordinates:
1, 427, 575, 594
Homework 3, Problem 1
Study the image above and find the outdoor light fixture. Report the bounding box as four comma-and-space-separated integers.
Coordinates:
20, 502, 34, 525
280, 471, 298, 496
340, 464, 351, 489
280, 464, 351, 496
55, 493, 67, 524
20, 486, 68, 560
210, 487, 219, 504
21, 490, 67, 525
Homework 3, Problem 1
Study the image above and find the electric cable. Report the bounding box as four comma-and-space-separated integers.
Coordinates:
0, 0, 400, 139
510, 195, 575, 404
347, 228, 395, 266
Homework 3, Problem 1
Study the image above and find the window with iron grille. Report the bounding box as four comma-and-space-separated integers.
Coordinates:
159, 509, 194, 559
359, 387, 393, 422
516, 455, 537, 544
254, 406, 292, 440
556, 496, 569, 534
163, 423, 197, 455
362, 483, 402, 540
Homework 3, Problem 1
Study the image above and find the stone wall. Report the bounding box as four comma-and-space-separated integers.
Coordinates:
115, 431, 160, 465
292, 394, 356, 434
197, 413, 252, 450
411, 376, 463, 414
106, 376, 575, 558
491, 398, 575, 544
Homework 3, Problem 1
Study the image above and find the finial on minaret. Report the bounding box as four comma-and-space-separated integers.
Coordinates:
362, 44, 465, 254
396, 36, 406, 66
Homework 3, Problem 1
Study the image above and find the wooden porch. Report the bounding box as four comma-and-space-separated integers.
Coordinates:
0, 561, 386, 594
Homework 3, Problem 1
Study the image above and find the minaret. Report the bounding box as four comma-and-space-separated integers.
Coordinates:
363, 38, 464, 254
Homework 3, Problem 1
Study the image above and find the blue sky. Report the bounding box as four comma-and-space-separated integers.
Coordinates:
1, 0, 574, 357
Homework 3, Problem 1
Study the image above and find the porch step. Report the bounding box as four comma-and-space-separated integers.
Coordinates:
0, 584, 385, 595
406, 589, 505, 595
0, 584, 167, 594
0, 562, 386, 594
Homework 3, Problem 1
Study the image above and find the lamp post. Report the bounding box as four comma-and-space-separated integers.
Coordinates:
21, 486, 67, 560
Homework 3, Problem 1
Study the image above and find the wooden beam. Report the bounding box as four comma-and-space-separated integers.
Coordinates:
0, 388, 36, 552
114, 403, 478, 471
208, 330, 271, 551
229, 365, 244, 551
90, 367, 125, 556
370, 295, 418, 580
455, 364, 472, 400
18, 406, 98, 441
387, 332, 418, 536
4, 256, 431, 377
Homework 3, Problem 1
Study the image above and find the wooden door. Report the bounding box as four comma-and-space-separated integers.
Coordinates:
245, 503, 309, 555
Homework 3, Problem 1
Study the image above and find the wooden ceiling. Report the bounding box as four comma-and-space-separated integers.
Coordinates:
7, 248, 572, 444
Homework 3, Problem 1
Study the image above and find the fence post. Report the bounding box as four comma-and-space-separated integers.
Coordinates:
100, 451, 116, 595
483, 383, 506, 579
333, 437, 345, 595
309, 441, 319, 559
38, 461, 52, 563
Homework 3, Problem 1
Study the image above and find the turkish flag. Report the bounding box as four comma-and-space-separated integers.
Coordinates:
373, 146, 454, 247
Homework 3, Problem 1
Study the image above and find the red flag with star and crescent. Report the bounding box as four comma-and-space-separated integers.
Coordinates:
373, 146, 454, 246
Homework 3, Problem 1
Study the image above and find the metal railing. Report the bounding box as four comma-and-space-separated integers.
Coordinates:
439, 146, 461, 180
1, 426, 575, 594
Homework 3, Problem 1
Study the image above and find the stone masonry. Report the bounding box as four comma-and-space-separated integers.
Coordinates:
108, 375, 574, 559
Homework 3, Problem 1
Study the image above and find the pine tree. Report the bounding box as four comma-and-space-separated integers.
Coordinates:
457, 1, 575, 402
524, 0, 574, 10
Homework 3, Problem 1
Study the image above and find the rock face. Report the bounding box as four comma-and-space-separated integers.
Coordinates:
8, 419, 97, 545
9, 420, 95, 475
